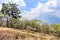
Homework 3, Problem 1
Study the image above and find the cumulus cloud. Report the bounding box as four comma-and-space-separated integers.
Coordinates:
3, 0, 26, 6
53, 10, 60, 18
55, 0, 60, 17
0, 4, 2, 11
22, 0, 57, 19
0, 0, 26, 6
22, 2, 43, 19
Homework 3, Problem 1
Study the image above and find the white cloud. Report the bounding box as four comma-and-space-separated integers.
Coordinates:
53, 10, 60, 18
2, 0, 26, 6
50, 0, 60, 18
22, 0, 57, 20
45, 0, 57, 8
22, 2, 44, 19
0, 4, 2, 11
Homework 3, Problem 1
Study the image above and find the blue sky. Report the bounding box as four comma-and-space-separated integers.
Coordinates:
0, 0, 60, 24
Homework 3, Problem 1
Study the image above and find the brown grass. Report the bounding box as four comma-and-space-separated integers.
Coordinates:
0, 27, 59, 40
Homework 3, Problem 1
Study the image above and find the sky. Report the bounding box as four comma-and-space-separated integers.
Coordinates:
0, 0, 60, 24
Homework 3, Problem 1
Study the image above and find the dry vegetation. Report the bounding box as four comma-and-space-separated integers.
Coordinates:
0, 27, 59, 40
0, 19, 60, 40
0, 3, 60, 40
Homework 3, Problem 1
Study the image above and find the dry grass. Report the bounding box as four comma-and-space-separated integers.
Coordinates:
0, 27, 59, 40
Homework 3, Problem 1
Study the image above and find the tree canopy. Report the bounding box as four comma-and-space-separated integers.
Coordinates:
1, 3, 21, 19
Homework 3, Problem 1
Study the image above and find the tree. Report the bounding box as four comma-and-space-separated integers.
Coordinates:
1, 3, 9, 15
0, 12, 4, 26
52, 24, 60, 37
41, 23, 50, 34
8, 3, 21, 19
25, 20, 41, 32
1, 3, 21, 27
52, 24, 60, 32
1, 3, 21, 19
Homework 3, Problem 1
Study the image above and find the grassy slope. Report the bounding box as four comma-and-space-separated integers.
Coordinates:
0, 27, 59, 40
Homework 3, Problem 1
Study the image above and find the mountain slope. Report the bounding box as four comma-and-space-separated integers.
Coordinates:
0, 27, 59, 40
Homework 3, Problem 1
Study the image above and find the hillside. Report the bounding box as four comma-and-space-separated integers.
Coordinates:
0, 27, 59, 40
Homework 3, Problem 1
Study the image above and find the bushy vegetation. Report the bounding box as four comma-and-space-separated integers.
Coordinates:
0, 18, 60, 37
0, 3, 60, 38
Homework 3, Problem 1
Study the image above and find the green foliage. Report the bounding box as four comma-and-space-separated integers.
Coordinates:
52, 24, 60, 37
9, 3, 21, 19
41, 23, 50, 34
1, 3, 21, 19
0, 13, 4, 17
0, 3, 21, 27
0, 2, 60, 38
52, 24, 60, 32
26, 20, 41, 32
1, 3, 9, 15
